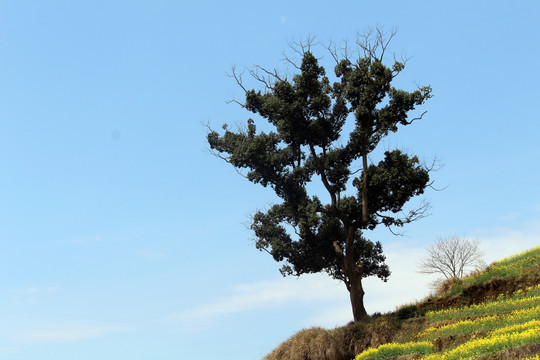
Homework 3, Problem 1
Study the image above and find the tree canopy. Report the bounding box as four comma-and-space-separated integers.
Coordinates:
208, 32, 433, 320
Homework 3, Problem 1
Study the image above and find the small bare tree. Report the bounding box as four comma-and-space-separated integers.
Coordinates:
418, 236, 485, 280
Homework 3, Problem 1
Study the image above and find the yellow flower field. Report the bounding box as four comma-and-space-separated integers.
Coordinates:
354, 341, 433, 360
419, 305, 540, 340
422, 324, 540, 360
426, 284, 540, 321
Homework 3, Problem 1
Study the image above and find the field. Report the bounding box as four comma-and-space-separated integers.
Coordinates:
264, 246, 540, 360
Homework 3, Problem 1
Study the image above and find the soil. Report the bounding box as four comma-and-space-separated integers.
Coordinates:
475, 343, 540, 359
418, 273, 540, 313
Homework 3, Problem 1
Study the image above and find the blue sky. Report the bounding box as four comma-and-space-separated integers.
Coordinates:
1, 1, 539, 359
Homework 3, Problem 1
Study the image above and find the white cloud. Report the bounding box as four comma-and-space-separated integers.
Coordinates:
304, 303, 351, 328
498, 212, 521, 221
363, 244, 437, 313
9, 286, 60, 295
0, 345, 21, 356
163, 274, 346, 325
21, 324, 127, 343
470, 218, 540, 264
1, 320, 131, 344
164, 256, 434, 329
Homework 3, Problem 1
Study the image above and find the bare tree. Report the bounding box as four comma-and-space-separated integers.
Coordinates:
418, 236, 485, 280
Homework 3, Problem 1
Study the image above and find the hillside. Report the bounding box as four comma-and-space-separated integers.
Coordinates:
264, 246, 540, 360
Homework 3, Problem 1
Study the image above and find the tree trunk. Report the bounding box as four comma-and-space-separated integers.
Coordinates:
339, 225, 368, 321
361, 151, 369, 225
349, 273, 368, 321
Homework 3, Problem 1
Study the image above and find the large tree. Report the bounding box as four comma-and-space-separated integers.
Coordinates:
208, 32, 432, 321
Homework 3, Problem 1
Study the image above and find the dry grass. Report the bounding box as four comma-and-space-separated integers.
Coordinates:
263, 317, 399, 360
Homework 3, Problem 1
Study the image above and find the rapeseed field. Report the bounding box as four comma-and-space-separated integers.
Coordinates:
353, 246, 540, 360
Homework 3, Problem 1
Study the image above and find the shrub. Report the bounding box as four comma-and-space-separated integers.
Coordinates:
395, 304, 418, 320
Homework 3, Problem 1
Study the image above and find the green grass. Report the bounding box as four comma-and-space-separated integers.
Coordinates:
437, 246, 540, 298
426, 288, 540, 321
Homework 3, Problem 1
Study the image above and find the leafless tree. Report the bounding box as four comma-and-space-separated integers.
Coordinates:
418, 236, 485, 280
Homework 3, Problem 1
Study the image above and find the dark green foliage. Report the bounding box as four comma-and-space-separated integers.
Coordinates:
394, 304, 427, 320
395, 304, 418, 320
208, 36, 432, 320
357, 151, 430, 228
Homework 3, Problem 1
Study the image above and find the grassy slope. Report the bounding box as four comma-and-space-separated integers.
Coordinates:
264, 246, 540, 360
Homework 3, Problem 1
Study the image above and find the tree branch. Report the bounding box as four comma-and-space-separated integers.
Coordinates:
309, 144, 337, 208
402, 110, 428, 125
326, 39, 350, 64
355, 26, 398, 62
375, 199, 431, 228
288, 34, 318, 56
228, 66, 247, 93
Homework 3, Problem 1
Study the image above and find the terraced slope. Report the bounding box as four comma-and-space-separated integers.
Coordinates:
264, 246, 540, 360
354, 246, 540, 360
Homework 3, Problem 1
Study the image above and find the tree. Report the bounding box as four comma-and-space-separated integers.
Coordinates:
207, 31, 432, 321
418, 236, 485, 280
